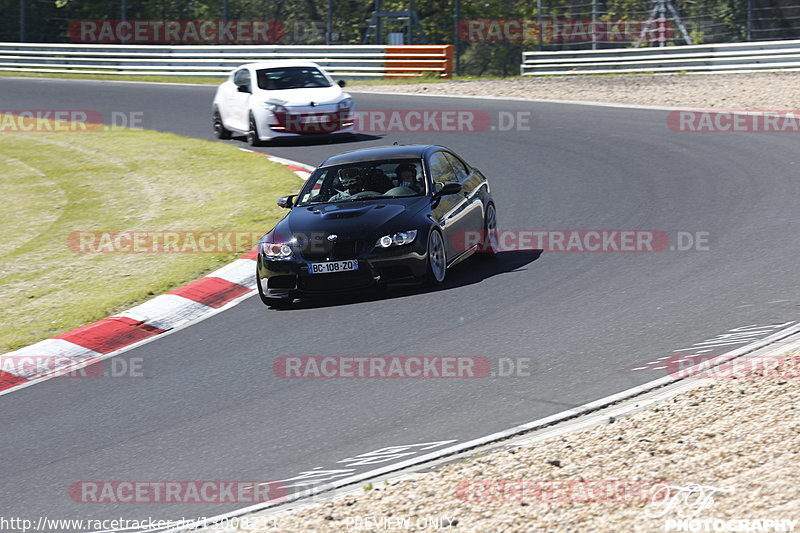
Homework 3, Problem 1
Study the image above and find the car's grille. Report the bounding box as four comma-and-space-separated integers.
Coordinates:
332, 240, 358, 259
298, 271, 373, 292
299, 238, 331, 261
273, 112, 345, 134
302, 246, 330, 261
301, 240, 359, 261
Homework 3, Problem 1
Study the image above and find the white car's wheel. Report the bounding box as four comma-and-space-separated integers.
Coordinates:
212, 108, 232, 140
247, 113, 264, 146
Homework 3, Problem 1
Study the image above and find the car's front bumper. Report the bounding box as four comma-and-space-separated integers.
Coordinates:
257, 246, 428, 298
254, 107, 355, 140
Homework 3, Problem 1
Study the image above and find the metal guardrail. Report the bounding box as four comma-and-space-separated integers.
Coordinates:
521, 39, 800, 75
0, 43, 454, 78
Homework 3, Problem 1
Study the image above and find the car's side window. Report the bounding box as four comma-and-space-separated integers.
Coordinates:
429, 151, 457, 186
444, 152, 470, 181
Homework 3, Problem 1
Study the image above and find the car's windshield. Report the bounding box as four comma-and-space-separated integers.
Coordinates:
256, 67, 332, 90
296, 159, 427, 206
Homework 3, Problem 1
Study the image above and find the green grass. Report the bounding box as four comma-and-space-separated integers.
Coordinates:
0, 125, 303, 353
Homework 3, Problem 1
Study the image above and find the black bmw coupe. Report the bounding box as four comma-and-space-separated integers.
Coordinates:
256, 144, 498, 307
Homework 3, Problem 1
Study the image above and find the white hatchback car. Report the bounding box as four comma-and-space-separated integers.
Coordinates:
212, 61, 354, 144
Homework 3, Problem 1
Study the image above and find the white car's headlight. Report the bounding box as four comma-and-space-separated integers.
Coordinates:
264, 103, 288, 114
376, 230, 417, 248
261, 242, 293, 259
337, 99, 353, 112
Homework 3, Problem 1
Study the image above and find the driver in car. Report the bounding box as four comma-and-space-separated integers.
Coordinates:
329, 167, 365, 202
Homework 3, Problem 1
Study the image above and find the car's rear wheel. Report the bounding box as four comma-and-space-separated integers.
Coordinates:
425, 229, 447, 285
247, 113, 264, 146
480, 203, 499, 258
213, 108, 232, 139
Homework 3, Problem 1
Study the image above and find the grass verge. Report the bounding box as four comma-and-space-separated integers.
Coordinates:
0, 125, 302, 353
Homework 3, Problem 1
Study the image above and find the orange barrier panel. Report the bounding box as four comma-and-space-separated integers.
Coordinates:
385, 45, 454, 78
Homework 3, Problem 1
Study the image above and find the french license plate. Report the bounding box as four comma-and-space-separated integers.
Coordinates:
309, 260, 358, 274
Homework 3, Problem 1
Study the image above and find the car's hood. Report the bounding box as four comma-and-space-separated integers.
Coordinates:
259, 85, 344, 107
269, 198, 429, 242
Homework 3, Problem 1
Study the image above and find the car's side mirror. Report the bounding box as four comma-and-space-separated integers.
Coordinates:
276, 195, 295, 208
434, 182, 461, 198
337, 80, 346, 88
237, 84, 250, 93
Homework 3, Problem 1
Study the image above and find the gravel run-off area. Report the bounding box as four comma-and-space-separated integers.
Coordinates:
236, 74, 800, 533
241, 348, 800, 532
349, 72, 800, 110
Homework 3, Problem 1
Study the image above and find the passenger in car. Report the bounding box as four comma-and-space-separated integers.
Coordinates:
394, 163, 422, 192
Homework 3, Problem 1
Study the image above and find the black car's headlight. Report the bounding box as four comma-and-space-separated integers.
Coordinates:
375, 230, 418, 248
261, 242, 293, 260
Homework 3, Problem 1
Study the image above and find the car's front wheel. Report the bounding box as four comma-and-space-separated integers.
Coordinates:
247, 113, 264, 146
425, 229, 447, 285
480, 203, 499, 258
212, 108, 232, 140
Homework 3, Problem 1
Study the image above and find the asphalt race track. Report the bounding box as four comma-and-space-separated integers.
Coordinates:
1, 77, 799, 526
